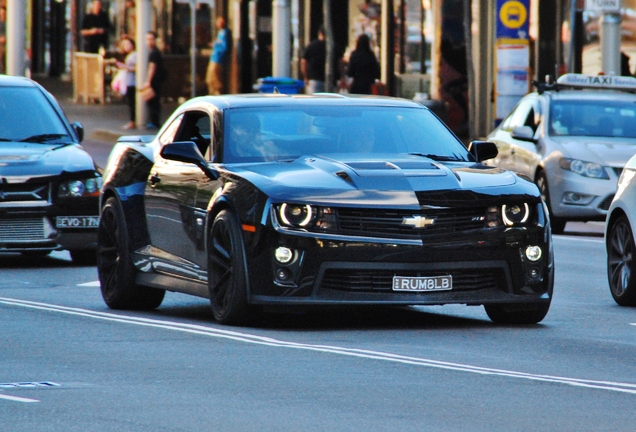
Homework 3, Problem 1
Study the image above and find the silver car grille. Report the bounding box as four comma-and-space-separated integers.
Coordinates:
0, 218, 47, 242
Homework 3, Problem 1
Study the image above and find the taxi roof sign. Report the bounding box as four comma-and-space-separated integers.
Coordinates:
554, 73, 636, 92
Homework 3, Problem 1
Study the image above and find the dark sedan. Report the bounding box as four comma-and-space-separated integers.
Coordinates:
0, 76, 101, 264
97, 94, 554, 325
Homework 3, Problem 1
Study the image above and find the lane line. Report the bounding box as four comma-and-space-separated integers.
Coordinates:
2, 297, 636, 395
77, 281, 100, 287
0, 394, 39, 403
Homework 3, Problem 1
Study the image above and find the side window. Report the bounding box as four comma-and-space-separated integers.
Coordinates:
173, 111, 213, 160
506, 99, 534, 130
158, 113, 184, 146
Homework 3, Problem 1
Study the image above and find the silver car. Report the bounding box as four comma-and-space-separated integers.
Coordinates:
486, 74, 636, 234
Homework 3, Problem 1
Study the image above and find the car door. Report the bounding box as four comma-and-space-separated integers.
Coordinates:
144, 110, 214, 279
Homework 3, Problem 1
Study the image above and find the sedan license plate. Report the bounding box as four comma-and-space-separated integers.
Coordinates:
392, 275, 452, 292
56, 216, 100, 228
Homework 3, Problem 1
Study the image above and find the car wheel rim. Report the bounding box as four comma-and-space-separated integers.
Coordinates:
209, 220, 234, 313
97, 206, 121, 298
608, 221, 633, 297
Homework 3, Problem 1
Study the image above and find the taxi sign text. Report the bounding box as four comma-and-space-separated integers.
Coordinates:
556, 73, 636, 90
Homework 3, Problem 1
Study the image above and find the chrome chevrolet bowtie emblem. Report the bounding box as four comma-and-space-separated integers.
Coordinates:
401, 215, 435, 228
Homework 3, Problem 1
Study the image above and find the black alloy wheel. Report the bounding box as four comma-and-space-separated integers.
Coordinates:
536, 171, 566, 235
607, 216, 636, 306
97, 197, 165, 310
208, 209, 251, 325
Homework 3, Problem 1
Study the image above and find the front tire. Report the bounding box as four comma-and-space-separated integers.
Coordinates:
97, 197, 165, 310
536, 171, 566, 234
484, 301, 551, 324
70, 249, 97, 266
208, 210, 251, 325
607, 216, 636, 306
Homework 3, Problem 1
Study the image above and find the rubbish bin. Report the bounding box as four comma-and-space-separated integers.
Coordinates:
254, 77, 305, 94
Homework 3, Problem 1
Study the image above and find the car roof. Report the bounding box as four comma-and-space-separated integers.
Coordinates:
177, 93, 424, 111
0, 75, 40, 88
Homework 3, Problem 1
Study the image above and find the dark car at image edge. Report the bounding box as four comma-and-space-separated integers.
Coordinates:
0, 75, 102, 264
97, 93, 554, 325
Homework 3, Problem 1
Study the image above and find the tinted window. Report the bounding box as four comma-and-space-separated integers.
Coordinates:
549, 98, 636, 138
0, 86, 70, 141
223, 106, 470, 163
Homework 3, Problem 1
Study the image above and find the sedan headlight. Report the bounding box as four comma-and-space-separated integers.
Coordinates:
58, 177, 103, 198
560, 158, 609, 179
276, 203, 337, 231
486, 203, 533, 227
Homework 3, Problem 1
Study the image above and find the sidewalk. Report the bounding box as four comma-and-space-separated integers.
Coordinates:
33, 74, 178, 143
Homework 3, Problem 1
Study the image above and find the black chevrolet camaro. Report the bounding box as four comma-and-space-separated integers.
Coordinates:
0, 76, 101, 264
98, 94, 554, 325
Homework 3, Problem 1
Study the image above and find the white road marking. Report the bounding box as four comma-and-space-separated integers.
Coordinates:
77, 281, 100, 287
0, 394, 39, 403
2, 297, 636, 395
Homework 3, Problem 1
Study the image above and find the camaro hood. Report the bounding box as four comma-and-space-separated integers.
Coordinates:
233, 154, 521, 206
557, 137, 636, 167
0, 142, 96, 179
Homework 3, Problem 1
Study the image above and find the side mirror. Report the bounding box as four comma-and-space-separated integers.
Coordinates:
160, 141, 218, 180
468, 140, 498, 162
511, 125, 537, 142
72, 122, 84, 143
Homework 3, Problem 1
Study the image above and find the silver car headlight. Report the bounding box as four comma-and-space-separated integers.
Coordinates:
560, 158, 609, 179
58, 177, 103, 198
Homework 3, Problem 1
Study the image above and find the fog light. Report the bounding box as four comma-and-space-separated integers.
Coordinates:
562, 192, 594, 205
525, 245, 542, 262
276, 268, 291, 281
274, 247, 294, 264
529, 267, 540, 278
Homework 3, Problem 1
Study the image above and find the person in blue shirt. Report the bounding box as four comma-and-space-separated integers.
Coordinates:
206, 17, 232, 95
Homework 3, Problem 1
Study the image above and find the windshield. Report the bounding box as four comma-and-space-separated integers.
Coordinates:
549, 98, 636, 138
223, 106, 470, 163
0, 86, 71, 142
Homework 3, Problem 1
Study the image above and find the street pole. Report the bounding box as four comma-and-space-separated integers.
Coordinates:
6, 0, 25, 76
272, 0, 291, 77
601, 11, 621, 75
190, 0, 197, 99
136, 0, 152, 128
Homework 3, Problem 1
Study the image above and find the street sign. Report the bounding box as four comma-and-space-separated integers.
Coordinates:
585, 0, 621, 13
496, 0, 530, 39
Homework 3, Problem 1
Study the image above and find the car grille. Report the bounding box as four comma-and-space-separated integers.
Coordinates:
599, 194, 615, 211
321, 268, 505, 292
0, 182, 50, 204
336, 207, 487, 238
0, 218, 46, 242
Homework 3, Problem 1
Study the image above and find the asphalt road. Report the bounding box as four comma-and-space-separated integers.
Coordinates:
1, 234, 634, 431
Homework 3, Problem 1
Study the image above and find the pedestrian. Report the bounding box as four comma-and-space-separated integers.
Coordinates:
0, 6, 6, 74
346, 34, 380, 95
116, 37, 137, 130
80, 0, 111, 54
301, 26, 326, 94
141, 31, 167, 130
206, 17, 232, 95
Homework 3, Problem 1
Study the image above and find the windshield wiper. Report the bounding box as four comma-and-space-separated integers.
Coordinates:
408, 152, 463, 161
20, 133, 68, 143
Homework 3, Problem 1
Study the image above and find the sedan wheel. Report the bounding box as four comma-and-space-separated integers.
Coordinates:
607, 216, 636, 306
536, 171, 566, 234
97, 197, 165, 310
208, 210, 251, 325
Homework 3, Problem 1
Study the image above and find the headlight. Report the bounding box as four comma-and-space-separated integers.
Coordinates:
487, 203, 532, 227
58, 177, 103, 198
502, 203, 530, 226
560, 158, 609, 179
276, 204, 337, 231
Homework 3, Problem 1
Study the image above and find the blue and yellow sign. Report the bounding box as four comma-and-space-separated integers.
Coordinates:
496, 0, 529, 39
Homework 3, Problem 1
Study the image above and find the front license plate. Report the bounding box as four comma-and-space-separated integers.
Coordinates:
392, 275, 452, 292
56, 216, 100, 228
